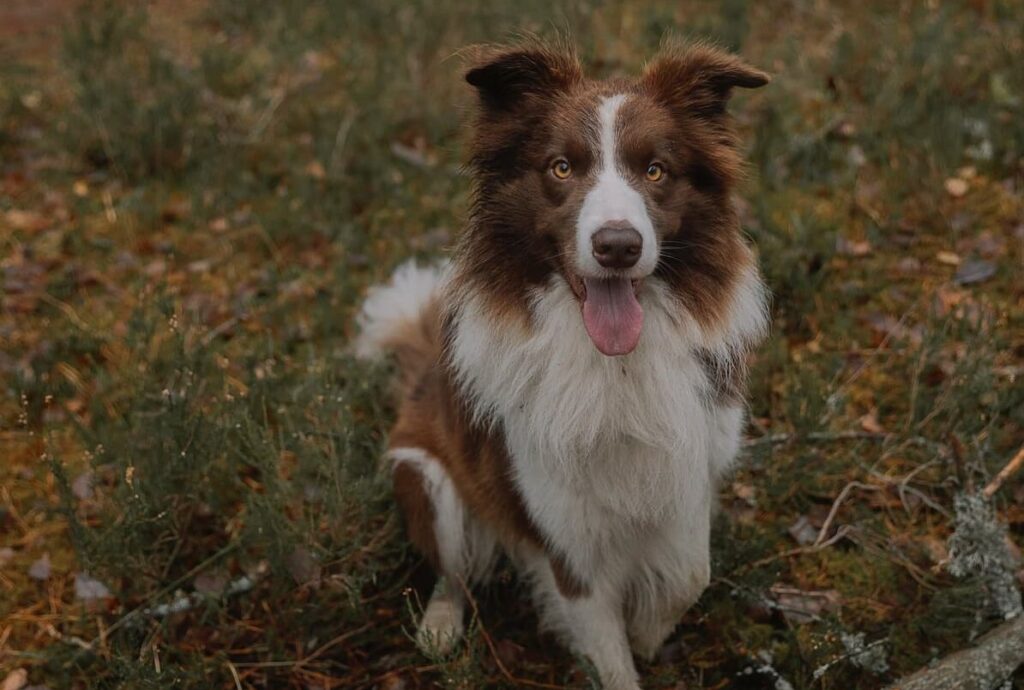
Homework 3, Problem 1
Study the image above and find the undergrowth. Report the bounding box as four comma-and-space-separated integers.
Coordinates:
1, 1, 1022, 688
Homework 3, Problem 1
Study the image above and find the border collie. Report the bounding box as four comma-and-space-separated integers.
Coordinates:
356, 40, 769, 690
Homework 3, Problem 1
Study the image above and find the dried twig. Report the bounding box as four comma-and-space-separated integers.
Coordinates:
737, 526, 853, 573
456, 577, 568, 690
815, 481, 880, 546
226, 660, 244, 690
983, 445, 1024, 498
230, 622, 374, 670
744, 430, 890, 447
744, 430, 949, 456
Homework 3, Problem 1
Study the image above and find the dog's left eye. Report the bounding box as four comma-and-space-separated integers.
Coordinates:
645, 163, 665, 182
551, 159, 573, 180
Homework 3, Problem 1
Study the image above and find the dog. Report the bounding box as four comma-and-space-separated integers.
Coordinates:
355, 40, 769, 690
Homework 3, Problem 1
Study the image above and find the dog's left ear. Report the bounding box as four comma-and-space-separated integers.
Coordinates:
642, 44, 769, 119
465, 44, 582, 112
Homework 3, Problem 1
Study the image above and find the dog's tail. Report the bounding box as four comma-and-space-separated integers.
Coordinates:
354, 260, 447, 394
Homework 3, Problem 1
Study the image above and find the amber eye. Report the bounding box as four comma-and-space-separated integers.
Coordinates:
551, 158, 572, 180
645, 162, 665, 182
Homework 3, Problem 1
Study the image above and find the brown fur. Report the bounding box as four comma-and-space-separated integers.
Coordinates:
392, 462, 440, 570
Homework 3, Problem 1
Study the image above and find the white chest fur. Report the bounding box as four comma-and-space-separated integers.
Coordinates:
448, 274, 767, 576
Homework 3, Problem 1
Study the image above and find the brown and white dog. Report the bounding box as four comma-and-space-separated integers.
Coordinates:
356, 41, 769, 690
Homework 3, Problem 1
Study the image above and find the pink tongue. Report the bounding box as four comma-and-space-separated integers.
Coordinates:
582, 278, 644, 356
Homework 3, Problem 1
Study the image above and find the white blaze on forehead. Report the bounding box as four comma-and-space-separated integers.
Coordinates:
575, 94, 658, 278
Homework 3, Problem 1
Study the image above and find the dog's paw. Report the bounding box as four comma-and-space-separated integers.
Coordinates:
415, 595, 464, 656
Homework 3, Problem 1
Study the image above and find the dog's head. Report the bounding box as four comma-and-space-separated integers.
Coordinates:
459, 41, 768, 356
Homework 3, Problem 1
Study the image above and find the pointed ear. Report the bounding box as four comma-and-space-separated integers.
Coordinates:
642, 44, 769, 119
465, 44, 582, 111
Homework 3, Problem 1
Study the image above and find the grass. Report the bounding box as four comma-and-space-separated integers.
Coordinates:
1, 1, 1022, 688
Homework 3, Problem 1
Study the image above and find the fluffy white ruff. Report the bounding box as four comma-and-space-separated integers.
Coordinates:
447, 268, 767, 575
448, 272, 766, 492
354, 260, 448, 360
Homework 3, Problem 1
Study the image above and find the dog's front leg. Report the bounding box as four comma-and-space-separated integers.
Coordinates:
530, 560, 640, 690
561, 593, 639, 690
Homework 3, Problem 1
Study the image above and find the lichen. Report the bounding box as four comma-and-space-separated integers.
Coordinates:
946, 492, 1022, 622
839, 632, 889, 675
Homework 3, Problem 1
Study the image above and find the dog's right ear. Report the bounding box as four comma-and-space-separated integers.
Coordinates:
465, 45, 581, 111
642, 43, 769, 120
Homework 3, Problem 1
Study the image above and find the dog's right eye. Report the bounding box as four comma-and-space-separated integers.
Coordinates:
551, 159, 572, 180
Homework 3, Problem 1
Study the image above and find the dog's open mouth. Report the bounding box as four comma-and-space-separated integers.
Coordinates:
567, 275, 643, 357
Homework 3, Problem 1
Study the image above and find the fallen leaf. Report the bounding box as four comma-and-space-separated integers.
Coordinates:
286, 546, 322, 586
194, 568, 230, 595
864, 313, 923, 347
836, 236, 872, 257
378, 673, 406, 690
932, 286, 966, 316
304, 160, 326, 179
1, 669, 27, 690
4, 209, 49, 233
494, 638, 525, 671
28, 553, 51, 581
160, 195, 191, 222
936, 250, 961, 266
957, 165, 977, 180
848, 144, 866, 167
0, 547, 14, 566
788, 515, 818, 546
832, 120, 857, 139
71, 471, 94, 501
944, 177, 969, 198
390, 141, 436, 169
974, 231, 1006, 258
922, 536, 949, 566
860, 411, 885, 434
74, 573, 112, 601
732, 482, 757, 507
954, 259, 996, 285
769, 585, 841, 624
897, 257, 921, 274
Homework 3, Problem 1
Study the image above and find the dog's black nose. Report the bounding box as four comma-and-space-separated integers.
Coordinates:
592, 223, 642, 269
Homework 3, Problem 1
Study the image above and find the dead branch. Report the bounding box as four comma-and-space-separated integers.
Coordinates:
983, 445, 1024, 498
815, 481, 880, 546
885, 613, 1024, 690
